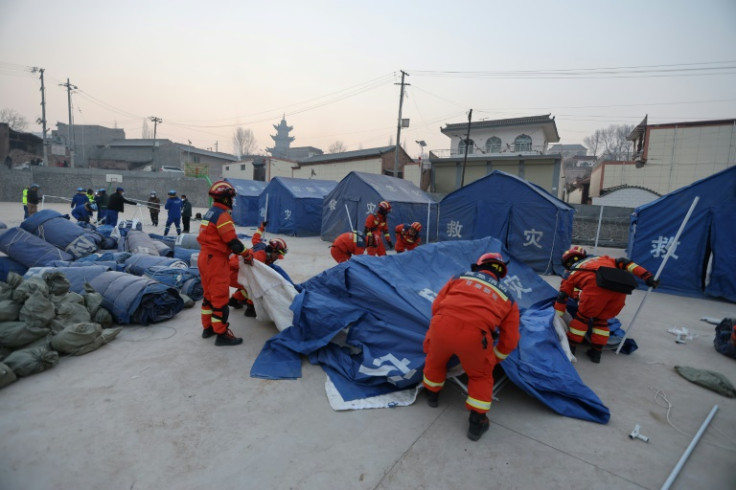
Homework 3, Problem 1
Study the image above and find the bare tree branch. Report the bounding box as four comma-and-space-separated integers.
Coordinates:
0, 108, 28, 131
233, 128, 257, 158
328, 140, 347, 153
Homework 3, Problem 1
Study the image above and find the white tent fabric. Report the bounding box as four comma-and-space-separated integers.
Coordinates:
237, 259, 297, 332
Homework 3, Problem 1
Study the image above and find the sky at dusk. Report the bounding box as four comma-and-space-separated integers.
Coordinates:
1, 0, 735, 158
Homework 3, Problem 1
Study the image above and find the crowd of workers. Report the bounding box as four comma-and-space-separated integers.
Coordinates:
19, 179, 662, 442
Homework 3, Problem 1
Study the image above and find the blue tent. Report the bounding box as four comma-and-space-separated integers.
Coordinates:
227, 178, 267, 226
320, 171, 438, 244
438, 170, 574, 275
259, 177, 337, 236
251, 237, 610, 424
627, 165, 736, 302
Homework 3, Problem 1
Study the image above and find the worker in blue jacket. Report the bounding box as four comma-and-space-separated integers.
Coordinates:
71, 187, 89, 209
72, 201, 97, 223
164, 189, 182, 236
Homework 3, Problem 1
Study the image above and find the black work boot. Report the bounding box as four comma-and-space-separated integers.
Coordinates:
228, 297, 244, 309
467, 410, 489, 441
426, 389, 440, 408
569, 341, 578, 355
586, 347, 602, 364
244, 304, 256, 317
215, 327, 243, 346
201, 326, 214, 339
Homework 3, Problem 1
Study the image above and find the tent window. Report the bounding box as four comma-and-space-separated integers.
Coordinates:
485, 137, 501, 153
458, 138, 475, 155
514, 135, 532, 152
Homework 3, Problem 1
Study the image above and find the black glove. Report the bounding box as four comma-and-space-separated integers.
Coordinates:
645, 276, 659, 288
386, 241, 394, 250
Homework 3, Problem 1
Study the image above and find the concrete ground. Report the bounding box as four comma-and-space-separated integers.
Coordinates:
1, 201, 735, 490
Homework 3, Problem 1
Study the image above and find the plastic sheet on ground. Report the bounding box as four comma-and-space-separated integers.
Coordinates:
237, 259, 298, 331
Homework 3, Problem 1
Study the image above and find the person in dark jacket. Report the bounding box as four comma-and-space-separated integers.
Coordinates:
181, 194, 193, 233
164, 190, 182, 236
106, 187, 137, 227
147, 192, 161, 226
72, 201, 97, 223
94, 188, 109, 223
27, 184, 41, 216
71, 187, 88, 209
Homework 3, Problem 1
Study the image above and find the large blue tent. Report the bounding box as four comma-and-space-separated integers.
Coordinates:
226, 178, 267, 226
627, 165, 736, 302
437, 170, 574, 275
320, 171, 438, 244
251, 237, 610, 424
259, 177, 337, 236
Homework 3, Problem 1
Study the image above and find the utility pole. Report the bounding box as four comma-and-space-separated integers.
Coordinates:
60, 78, 77, 167
393, 70, 409, 178
150, 116, 162, 168
31, 67, 48, 166
460, 109, 473, 187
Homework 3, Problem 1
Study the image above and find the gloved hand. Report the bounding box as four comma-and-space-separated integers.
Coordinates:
386, 240, 394, 250
240, 249, 254, 266
260, 221, 268, 229
645, 276, 660, 288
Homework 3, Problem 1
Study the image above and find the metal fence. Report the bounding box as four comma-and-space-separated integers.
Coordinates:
571, 204, 634, 249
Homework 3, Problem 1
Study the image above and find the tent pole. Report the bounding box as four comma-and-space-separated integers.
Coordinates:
616, 196, 699, 354
345, 204, 354, 232
593, 205, 604, 255
661, 404, 718, 490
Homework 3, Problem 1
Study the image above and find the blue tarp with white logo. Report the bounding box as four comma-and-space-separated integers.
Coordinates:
627, 165, 736, 302
320, 171, 438, 244
227, 178, 267, 226
438, 170, 574, 275
251, 237, 610, 424
259, 177, 337, 236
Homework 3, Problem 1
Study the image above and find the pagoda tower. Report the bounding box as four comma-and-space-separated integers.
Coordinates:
266, 115, 295, 158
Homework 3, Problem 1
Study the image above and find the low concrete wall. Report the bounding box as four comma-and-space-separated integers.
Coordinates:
0, 166, 213, 207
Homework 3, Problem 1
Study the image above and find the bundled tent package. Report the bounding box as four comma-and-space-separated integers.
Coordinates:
251, 237, 610, 423
0, 257, 28, 282
437, 170, 574, 275
227, 178, 268, 226
121, 230, 161, 256
0, 227, 74, 268
320, 171, 438, 244
259, 177, 337, 236
20, 209, 101, 259
627, 165, 736, 302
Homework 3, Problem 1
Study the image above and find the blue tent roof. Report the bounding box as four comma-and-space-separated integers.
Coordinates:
438, 170, 574, 275
251, 237, 610, 424
628, 165, 736, 302
259, 177, 337, 236
321, 171, 438, 243
226, 178, 267, 226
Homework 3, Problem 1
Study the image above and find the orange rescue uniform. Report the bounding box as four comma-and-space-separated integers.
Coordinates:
423, 270, 520, 414
394, 224, 421, 253
554, 255, 652, 348
330, 231, 366, 263
364, 212, 390, 256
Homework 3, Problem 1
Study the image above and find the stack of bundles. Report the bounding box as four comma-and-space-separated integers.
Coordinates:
122, 230, 161, 256
89, 271, 184, 325
0, 271, 120, 389
145, 265, 203, 301
21, 209, 101, 259
24, 265, 114, 294
0, 227, 73, 267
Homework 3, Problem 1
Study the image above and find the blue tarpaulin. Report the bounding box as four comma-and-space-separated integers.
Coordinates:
438, 170, 574, 275
20, 209, 101, 259
320, 171, 438, 244
251, 237, 610, 424
0, 227, 73, 267
627, 166, 736, 302
259, 177, 337, 236
227, 178, 267, 226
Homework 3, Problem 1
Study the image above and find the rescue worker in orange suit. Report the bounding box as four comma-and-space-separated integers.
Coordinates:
554, 246, 659, 363
394, 222, 422, 253
330, 230, 366, 263
228, 220, 288, 317
422, 252, 520, 442
197, 181, 254, 346
364, 200, 392, 256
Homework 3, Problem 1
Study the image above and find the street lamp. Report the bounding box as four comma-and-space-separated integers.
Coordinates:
415, 140, 427, 159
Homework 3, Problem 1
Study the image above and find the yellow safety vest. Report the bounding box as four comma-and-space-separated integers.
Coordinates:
22, 188, 28, 205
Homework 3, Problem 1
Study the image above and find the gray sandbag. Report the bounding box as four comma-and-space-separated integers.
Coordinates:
93, 308, 114, 329
4, 345, 59, 377
50, 322, 122, 356
0, 344, 11, 361
0, 321, 52, 349
0, 362, 17, 389
49, 291, 85, 308
19, 291, 55, 329
12, 276, 48, 303
0, 281, 13, 301
674, 365, 736, 398
49, 301, 92, 333
3, 272, 23, 291
43, 271, 71, 296
82, 286, 113, 328
0, 298, 21, 321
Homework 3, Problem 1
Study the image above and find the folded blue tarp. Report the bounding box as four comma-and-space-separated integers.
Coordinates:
0, 227, 74, 267
0, 256, 28, 282
89, 271, 184, 325
24, 264, 112, 293
20, 209, 100, 259
251, 237, 610, 424
123, 254, 188, 276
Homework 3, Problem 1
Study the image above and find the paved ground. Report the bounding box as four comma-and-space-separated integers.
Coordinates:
1, 202, 735, 490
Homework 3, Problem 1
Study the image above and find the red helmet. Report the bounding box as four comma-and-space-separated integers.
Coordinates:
410, 222, 422, 233
209, 181, 236, 200
561, 246, 587, 269
377, 201, 391, 214
476, 252, 507, 278
268, 238, 288, 257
